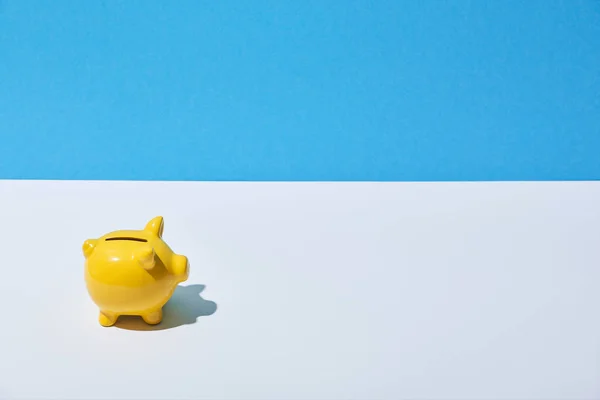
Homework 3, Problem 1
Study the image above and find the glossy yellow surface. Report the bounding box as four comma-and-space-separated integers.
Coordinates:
83, 216, 189, 327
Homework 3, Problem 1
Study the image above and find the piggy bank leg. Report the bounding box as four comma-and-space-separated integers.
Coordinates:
99, 311, 118, 327
142, 308, 163, 325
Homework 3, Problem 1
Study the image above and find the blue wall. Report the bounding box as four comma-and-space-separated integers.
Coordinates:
1, 0, 599, 181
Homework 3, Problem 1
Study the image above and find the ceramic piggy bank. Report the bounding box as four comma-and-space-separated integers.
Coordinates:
83, 216, 189, 327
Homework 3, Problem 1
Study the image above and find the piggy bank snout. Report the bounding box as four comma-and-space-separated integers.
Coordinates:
173, 254, 189, 279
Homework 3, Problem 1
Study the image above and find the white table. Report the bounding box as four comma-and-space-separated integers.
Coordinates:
0, 180, 599, 399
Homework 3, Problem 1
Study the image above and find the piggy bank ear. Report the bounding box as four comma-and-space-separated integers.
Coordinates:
136, 245, 156, 270
144, 216, 164, 238
82, 239, 97, 258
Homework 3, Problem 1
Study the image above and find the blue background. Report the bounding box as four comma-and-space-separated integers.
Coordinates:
1, 0, 599, 181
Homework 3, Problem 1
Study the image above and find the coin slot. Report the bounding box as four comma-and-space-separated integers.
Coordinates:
105, 237, 148, 242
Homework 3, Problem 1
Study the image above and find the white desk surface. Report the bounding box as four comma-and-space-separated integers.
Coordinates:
0, 180, 598, 400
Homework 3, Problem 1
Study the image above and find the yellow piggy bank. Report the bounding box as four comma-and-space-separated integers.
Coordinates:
83, 216, 189, 327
